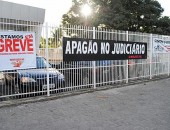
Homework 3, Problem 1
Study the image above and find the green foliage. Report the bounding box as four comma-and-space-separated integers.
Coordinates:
39, 37, 46, 48
154, 16, 170, 35
62, 0, 170, 35
51, 27, 63, 47
39, 27, 63, 48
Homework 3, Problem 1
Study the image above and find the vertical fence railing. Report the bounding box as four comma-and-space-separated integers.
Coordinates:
93, 27, 96, 89
45, 23, 50, 96
150, 34, 153, 79
126, 31, 129, 83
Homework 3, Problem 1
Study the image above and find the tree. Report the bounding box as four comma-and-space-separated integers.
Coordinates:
120, 0, 164, 32
40, 36, 58, 48
39, 37, 46, 48
51, 27, 63, 47
61, 0, 170, 35
39, 27, 63, 48
154, 16, 170, 35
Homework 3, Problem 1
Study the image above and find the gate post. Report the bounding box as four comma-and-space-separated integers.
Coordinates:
93, 27, 96, 89
150, 34, 153, 79
45, 22, 50, 96
126, 31, 129, 83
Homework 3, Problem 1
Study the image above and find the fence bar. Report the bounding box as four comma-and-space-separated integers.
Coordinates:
93, 27, 96, 89
45, 22, 50, 96
150, 34, 153, 79
126, 31, 129, 83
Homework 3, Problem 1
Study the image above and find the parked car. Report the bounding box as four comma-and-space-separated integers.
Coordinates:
4, 56, 65, 94
52, 60, 115, 86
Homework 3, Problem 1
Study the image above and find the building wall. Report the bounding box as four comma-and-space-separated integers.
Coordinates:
0, 1, 45, 23
0, 1, 45, 52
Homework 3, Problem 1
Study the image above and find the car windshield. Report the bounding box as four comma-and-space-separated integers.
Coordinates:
36, 57, 51, 68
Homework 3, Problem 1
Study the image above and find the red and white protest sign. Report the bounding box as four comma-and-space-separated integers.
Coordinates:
153, 37, 170, 53
0, 32, 36, 71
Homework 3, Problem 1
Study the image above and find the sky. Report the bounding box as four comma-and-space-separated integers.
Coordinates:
2, 0, 72, 25
2, 0, 170, 25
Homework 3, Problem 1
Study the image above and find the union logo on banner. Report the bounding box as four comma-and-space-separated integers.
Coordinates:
10, 58, 24, 68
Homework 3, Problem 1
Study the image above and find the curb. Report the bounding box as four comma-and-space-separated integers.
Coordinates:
0, 76, 169, 108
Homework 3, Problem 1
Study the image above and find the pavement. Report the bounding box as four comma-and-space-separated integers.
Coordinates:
0, 78, 170, 130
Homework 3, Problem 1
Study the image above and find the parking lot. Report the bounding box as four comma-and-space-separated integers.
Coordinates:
0, 78, 170, 130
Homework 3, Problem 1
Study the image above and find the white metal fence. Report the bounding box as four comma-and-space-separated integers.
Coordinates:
0, 20, 170, 100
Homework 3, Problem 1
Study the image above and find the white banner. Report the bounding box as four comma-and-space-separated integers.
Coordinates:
0, 32, 36, 71
153, 38, 170, 53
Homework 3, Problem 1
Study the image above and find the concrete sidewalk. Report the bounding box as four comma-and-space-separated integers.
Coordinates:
0, 78, 170, 130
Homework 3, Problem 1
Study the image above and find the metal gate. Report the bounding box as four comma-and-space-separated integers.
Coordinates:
0, 20, 169, 100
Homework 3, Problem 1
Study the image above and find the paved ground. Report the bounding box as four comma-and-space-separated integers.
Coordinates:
0, 78, 170, 130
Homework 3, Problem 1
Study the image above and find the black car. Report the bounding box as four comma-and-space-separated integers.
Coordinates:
52, 60, 115, 86
4, 56, 65, 94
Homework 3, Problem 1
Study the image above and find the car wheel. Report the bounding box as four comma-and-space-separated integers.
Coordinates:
4, 75, 8, 86
58, 81, 65, 93
82, 75, 89, 85
14, 83, 20, 94
13, 83, 25, 99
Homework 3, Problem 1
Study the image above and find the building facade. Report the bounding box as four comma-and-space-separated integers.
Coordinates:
0, 1, 45, 52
